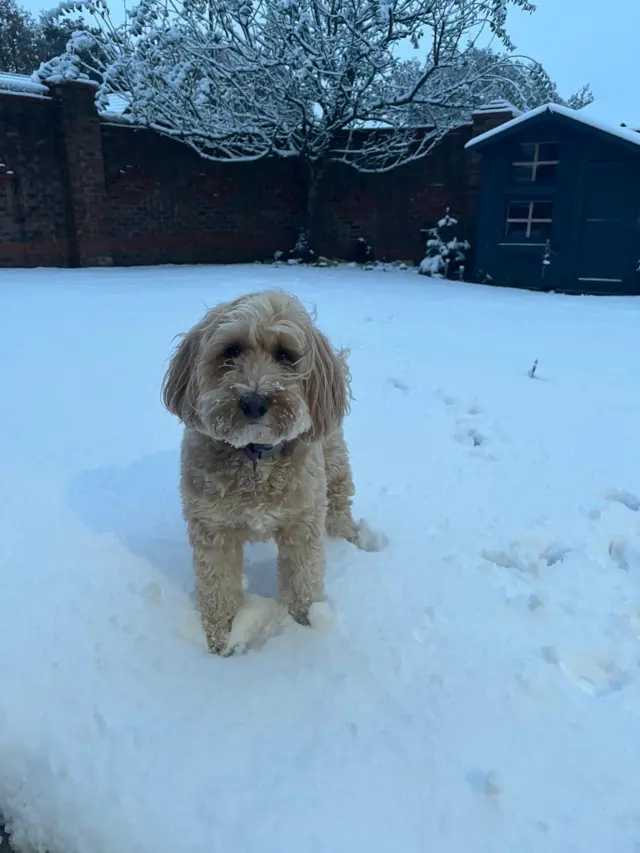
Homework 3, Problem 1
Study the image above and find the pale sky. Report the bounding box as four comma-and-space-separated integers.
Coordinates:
18, 0, 639, 128
506, 0, 640, 127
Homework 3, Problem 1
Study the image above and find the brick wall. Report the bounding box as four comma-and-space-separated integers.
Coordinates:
316, 124, 476, 262
99, 122, 305, 265
0, 90, 69, 266
0, 81, 514, 268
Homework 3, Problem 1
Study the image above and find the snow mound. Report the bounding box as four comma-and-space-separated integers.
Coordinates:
224, 594, 287, 654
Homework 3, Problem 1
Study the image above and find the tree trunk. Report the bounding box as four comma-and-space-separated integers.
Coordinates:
291, 158, 325, 262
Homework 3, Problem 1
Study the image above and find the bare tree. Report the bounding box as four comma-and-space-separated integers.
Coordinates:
44, 0, 574, 256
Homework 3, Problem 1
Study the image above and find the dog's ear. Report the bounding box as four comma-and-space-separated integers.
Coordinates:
304, 326, 351, 440
161, 321, 205, 425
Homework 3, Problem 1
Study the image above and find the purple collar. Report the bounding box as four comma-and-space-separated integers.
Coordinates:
242, 442, 284, 463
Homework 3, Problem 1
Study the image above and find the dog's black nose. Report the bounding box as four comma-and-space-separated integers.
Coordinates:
238, 392, 269, 420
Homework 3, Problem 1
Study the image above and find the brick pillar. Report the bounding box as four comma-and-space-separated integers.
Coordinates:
470, 111, 516, 139
470, 99, 520, 140
465, 102, 520, 223
49, 80, 112, 266
462, 102, 521, 275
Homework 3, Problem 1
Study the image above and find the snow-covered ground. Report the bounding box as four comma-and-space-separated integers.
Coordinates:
1, 264, 639, 853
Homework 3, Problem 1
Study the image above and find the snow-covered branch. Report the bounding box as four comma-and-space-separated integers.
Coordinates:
38, 0, 593, 249
39, 0, 544, 165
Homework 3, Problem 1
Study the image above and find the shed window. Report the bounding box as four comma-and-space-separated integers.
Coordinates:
505, 200, 554, 239
509, 142, 559, 184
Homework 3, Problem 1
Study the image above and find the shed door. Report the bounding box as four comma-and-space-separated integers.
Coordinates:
575, 160, 636, 293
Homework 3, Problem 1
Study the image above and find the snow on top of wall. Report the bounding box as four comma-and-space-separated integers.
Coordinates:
0, 72, 49, 100
472, 98, 521, 117
99, 113, 137, 126
466, 102, 640, 150
349, 118, 395, 129
347, 118, 450, 131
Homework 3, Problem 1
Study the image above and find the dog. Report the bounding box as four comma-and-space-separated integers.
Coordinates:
162, 289, 383, 655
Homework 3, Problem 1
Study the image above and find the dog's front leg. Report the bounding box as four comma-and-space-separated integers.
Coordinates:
190, 522, 244, 655
276, 513, 325, 626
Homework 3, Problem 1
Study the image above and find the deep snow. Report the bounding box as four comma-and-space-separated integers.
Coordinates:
1, 264, 640, 853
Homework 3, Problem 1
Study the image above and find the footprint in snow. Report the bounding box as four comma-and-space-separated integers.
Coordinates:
541, 645, 633, 697
454, 424, 489, 449
604, 488, 640, 512
503, 591, 546, 613
434, 390, 498, 456
465, 769, 502, 798
388, 377, 411, 392
435, 390, 482, 416
609, 536, 640, 573
482, 540, 571, 577
434, 389, 457, 408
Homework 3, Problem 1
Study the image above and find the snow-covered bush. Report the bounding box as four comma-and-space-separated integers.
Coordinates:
419, 209, 470, 280
354, 237, 374, 265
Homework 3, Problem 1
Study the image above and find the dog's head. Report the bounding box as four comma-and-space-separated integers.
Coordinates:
162, 290, 350, 447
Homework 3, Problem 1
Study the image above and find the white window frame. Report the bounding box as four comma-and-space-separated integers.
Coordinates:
511, 143, 559, 182
506, 201, 553, 239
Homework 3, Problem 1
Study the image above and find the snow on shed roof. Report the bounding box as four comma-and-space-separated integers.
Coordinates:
98, 92, 132, 122
466, 102, 640, 151
103, 92, 129, 115
0, 71, 49, 99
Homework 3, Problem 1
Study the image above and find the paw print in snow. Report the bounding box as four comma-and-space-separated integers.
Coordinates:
609, 536, 640, 573
604, 488, 640, 512
434, 390, 501, 457
541, 645, 633, 697
482, 539, 571, 577
388, 377, 411, 392
454, 424, 489, 449
434, 389, 457, 408
465, 768, 502, 798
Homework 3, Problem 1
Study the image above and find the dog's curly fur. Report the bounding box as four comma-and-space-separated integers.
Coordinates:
162, 289, 381, 654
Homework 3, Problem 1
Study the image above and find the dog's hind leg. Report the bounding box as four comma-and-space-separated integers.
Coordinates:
323, 429, 387, 551
276, 512, 326, 625
324, 428, 358, 542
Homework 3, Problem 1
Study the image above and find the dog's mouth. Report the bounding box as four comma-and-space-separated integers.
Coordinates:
220, 410, 311, 451
198, 393, 311, 450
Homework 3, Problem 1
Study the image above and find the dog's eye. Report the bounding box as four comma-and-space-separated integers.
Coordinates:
221, 344, 242, 360
275, 347, 295, 364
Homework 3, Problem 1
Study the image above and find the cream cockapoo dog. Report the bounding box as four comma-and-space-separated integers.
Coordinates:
162, 289, 383, 654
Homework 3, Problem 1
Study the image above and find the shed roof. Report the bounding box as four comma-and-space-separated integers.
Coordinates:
465, 102, 640, 154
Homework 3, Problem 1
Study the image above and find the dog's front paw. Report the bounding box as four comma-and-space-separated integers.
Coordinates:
354, 518, 388, 552
288, 602, 311, 627
288, 600, 334, 629
205, 625, 233, 656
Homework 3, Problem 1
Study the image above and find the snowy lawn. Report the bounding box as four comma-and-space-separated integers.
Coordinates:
1, 264, 640, 853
